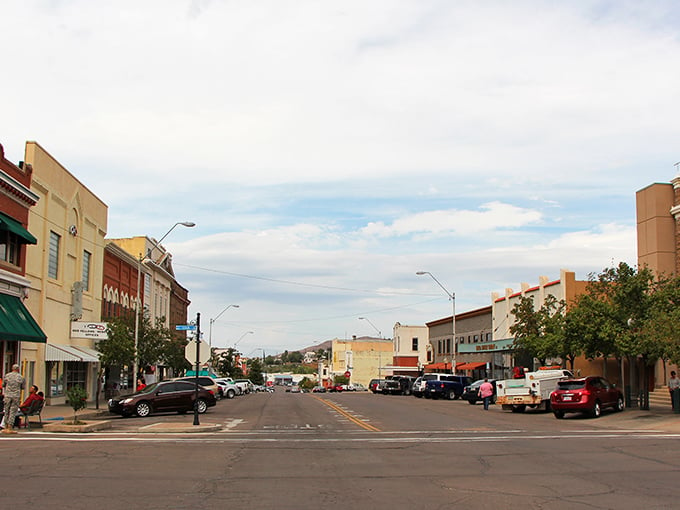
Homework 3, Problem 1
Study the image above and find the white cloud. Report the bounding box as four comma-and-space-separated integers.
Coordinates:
361, 202, 542, 238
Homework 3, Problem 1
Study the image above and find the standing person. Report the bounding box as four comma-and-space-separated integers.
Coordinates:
668, 371, 680, 410
2, 364, 25, 434
478, 378, 495, 411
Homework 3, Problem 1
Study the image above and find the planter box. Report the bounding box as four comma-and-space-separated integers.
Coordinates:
43, 420, 113, 433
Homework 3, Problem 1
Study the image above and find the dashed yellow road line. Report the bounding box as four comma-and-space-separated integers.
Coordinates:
313, 396, 381, 432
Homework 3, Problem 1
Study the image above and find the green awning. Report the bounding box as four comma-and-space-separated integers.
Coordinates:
0, 211, 37, 244
0, 293, 46, 343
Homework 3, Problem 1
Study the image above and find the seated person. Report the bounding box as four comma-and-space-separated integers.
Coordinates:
14, 385, 44, 427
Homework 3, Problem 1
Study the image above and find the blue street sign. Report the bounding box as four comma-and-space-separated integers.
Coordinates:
175, 324, 197, 331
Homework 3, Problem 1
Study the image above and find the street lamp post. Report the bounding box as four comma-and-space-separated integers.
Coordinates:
208, 304, 240, 349
417, 271, 456, 374
359, 317, 383, 381
358, 317, 381, 338
133, 221, 195, 386
233, 331, 254, 351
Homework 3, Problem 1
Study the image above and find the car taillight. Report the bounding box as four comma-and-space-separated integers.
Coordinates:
208, 390, 215, 396
440, 383, 445, 388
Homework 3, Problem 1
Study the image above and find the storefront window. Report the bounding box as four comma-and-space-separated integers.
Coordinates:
66, 361, 87, 390
48, 361, 65, 397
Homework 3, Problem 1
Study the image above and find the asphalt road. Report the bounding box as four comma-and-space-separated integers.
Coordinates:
2, 391, 680, 510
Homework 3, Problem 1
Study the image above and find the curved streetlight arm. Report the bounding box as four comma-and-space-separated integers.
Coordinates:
211, 304, 239, 324
358, 317, 382, 338
208, 304, 239, 349
416, 271, 457, 373
234, 331, 254, 348
148, 221, 196, 260
416, 271, 454, 300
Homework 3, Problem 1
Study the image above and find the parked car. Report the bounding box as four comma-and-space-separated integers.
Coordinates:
312, 386, 327, 393
412, 377, 425, 397
550, 376, 624, 419
348, 383, 367, 391
108, 380, 217, 417
174, 376, 222, 400
368, 379, 385, 393
327, 384, 344, 393
382, 375, 416, 395
461, 379, 497, 405
214, 377, 242, 397
234, 379, 254, 394
425, 374, 472, 400
290, 386, 301, 393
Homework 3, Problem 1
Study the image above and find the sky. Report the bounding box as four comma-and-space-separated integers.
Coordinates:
3, 1, 680, 355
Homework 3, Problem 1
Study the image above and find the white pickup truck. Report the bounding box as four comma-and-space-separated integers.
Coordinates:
496, 368, 573, 412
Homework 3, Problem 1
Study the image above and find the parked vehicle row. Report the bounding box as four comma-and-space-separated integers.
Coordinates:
107, 375, 259, 418
366, 369, 625, 420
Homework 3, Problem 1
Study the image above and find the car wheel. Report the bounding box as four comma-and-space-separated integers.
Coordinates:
511, 405, 526, 413
196, 398, 208, 414
615, 396, 624, 412
226, 389, 236, 399
404, 388, 411, 396
468, 399, 477, 405
136, 401, 151, 418
447, 390, 456, 400
591, 401, 602, 418
554, 410, 564, 419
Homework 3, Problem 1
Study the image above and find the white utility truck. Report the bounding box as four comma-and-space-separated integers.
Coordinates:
496, 368, 573, 412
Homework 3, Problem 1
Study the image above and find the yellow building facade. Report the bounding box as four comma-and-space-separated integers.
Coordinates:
23, 142, 107, 404
331, 336, 393, 387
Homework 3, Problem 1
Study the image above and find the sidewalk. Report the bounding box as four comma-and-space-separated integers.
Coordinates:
35, 403, 222, 433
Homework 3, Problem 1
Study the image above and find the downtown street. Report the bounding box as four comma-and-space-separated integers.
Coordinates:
2, 390, 680, 510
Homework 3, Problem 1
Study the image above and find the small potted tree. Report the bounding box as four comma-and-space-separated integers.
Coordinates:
65, 386, 88, 425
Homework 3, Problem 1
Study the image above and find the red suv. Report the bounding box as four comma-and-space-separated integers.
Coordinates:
550, 377, 624, 419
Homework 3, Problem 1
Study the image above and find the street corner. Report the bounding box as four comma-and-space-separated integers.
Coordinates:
136, 422, 223, 433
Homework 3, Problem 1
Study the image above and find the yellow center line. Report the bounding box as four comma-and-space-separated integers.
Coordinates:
312, 396, 381, 432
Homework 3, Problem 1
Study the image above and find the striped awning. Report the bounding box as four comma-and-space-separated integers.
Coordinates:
45, 344, 100, 363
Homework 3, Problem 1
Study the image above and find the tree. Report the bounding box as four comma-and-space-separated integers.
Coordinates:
65, 386, 88, 424
248, 358, 264, 385
298, 376, 315, 390
288, 351, 303, 364
161, 336, 191, 375
216, 347, 243, 379
509, 294, 580, 370
571, 262, 658, 406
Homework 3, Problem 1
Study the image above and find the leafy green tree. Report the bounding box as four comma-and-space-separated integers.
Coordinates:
571, 262, 657, 405
161, 337, 191, 375
280, 350, 289, 363
216, 347, 243, 379
65, 386, 88, 424
298, 376, 315, 390
288, 351, 303, 364
248, 358, 264, 385
510, 294, 581, 370
264, 355, 276, 366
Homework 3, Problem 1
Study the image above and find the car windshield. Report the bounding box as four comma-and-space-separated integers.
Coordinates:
423, 374, 439, 381
558, 380, 586, 390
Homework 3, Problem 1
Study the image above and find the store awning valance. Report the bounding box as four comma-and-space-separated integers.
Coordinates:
0, 292, 46, 343
0, 211, 37, 244
457, 361, 487, 371
45, 344, 100, 363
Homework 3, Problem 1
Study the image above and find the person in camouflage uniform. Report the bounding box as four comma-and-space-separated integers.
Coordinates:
2, 364, 25, 434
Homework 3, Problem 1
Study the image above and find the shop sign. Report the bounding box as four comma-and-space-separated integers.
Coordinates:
70, 321, 108, 339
